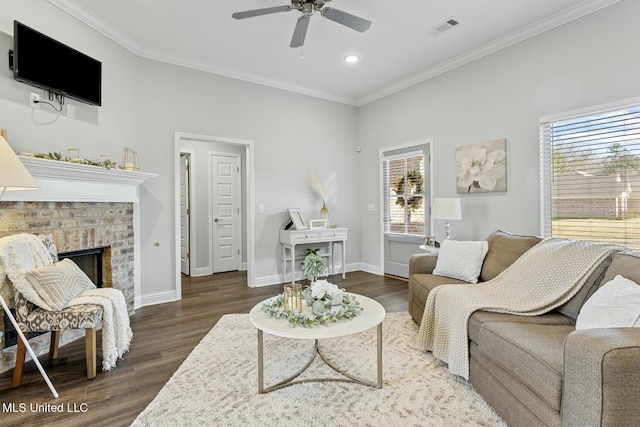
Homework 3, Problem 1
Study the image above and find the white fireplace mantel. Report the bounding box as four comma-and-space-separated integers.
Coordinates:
2, 156, 157, 309
2, 156, 157, 203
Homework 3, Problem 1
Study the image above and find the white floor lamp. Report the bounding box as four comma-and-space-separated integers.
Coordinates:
0, 135, 59, 398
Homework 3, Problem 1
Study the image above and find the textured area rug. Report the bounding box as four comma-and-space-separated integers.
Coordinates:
131, 312, 506, 427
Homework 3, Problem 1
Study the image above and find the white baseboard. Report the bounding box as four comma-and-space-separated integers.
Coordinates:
142, 264, 384, 304
140, 290, 178, 307
251, 262, 377, 288
358, 263, 383, 276
192, 266, 213, 277
253, 274, 282, 288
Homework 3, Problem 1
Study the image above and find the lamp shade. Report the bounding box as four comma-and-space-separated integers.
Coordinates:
0, 136, 39, 193
432, 198, 462, 220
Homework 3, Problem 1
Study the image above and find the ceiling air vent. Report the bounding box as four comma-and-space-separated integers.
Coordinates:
428, 18, 459, 36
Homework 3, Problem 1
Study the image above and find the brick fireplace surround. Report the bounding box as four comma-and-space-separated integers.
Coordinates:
0, 156, 155, 371
0, 201, 135, 308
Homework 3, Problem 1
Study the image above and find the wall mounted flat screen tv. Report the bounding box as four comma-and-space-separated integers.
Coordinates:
12, 21, 102, 106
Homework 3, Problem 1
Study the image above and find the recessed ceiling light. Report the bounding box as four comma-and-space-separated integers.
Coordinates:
344, 54, 359, 63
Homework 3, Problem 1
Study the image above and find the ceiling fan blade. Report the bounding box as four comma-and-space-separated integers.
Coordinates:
290, 15, 311, 48
321, 7, 371, 32
232, 5, 292, 20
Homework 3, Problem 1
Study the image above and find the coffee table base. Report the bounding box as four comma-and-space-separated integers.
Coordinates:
257, 324, 383, 394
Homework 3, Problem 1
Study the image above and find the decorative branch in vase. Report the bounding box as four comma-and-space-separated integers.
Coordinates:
310, 170, 337, 220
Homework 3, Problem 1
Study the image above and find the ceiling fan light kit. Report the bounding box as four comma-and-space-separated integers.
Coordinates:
232, 0, 371, 48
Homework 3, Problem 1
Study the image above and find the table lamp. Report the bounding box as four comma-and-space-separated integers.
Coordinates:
0, 135, 58, 398
432, 197, 462, 240
0, 135, 39, 198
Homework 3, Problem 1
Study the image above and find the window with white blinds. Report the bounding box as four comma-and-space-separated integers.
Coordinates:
382, 151, 426, 235
540, 102, 640, 250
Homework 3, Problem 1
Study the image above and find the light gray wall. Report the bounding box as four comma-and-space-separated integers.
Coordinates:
134, 59, 360, 293
1, 0, 639, 302
0, 1, 140, 162
0, 0, 360, 302
357, 0, 640, 269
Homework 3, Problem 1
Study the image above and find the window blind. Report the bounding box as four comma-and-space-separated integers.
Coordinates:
382, 151, 425, 235
540, 104, 640, 250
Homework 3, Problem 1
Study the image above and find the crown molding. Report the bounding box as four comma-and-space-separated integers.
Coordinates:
356, 0, 623, 106
137, 47, 358, 106
48, 0, 141, 54
47, 0, 356, 105
49, 0, 622, 107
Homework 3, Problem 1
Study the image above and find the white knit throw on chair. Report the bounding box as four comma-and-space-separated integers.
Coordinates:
0, 233, 132, 372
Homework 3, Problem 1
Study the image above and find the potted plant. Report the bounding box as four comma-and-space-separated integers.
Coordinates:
301, 249, 326, 282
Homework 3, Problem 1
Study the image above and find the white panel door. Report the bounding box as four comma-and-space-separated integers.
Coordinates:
211, 154, 241, 273
382, 144, 431, 278
179, 154, 190, 275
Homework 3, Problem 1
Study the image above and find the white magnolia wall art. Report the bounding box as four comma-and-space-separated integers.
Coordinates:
456, 139, 507, 193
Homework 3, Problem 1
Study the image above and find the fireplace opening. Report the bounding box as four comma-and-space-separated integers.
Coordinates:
59, 247, 105, 287
3, 247, 107, 349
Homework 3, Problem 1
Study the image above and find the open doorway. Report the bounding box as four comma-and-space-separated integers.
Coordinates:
174, 132, 256, 300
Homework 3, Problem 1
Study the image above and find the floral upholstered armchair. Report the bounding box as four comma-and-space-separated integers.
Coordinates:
0, 233, 131, 387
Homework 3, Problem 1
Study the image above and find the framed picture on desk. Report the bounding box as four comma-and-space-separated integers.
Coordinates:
309, 219, 327, 229
287, 208, 308, 230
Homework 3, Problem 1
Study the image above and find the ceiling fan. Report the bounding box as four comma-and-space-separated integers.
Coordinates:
232, 0, 371, 48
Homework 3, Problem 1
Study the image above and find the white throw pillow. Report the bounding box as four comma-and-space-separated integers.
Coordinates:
576, 275, 640, 330
432, 239, 489, 284
24, 258, 96, 311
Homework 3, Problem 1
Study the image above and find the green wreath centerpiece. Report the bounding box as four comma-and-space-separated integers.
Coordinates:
261, 292, 363, 327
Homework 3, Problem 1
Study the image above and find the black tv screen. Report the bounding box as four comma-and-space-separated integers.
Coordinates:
13, 21, 102, 106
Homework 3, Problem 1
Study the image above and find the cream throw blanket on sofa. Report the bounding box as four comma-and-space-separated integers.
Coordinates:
417, 238, 622, 380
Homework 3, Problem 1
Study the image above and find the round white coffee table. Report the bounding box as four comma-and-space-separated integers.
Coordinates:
249, 293, 386, 393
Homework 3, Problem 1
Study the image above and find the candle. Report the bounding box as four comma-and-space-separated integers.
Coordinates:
283, 283, 302, 313
124, 162, 134, 171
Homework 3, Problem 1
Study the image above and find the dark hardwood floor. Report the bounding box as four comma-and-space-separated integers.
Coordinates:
0, 271, 407, 427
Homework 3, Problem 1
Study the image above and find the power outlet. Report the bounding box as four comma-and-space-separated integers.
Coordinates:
29, 92, 40, 109
66, 103, 76, 119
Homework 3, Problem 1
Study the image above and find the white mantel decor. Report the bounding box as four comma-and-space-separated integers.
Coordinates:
1, 156, 157, 309
3, 156, 157, 203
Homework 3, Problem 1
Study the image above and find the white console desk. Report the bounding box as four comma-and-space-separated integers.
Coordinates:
280, 228, 347, 284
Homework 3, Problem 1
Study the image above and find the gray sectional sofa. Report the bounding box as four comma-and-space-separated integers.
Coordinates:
408, 230, 640, 427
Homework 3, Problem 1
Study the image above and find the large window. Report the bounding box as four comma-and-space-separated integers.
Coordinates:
540, 101, 640, 250
383, 152, 426, 235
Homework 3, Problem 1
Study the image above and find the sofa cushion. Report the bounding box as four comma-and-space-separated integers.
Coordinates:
555, 254, 612, 320
478, 322, 574, 411
468, 310, 574, 344
480, 230, 542, 282
576, 275, 640, 330
469, 344, 561, 427
433, 239, 488, 283
601, 250, 640, 285
408, 274, 468, 322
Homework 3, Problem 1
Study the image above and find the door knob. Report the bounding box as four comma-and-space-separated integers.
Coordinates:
214, 218, 220, 222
